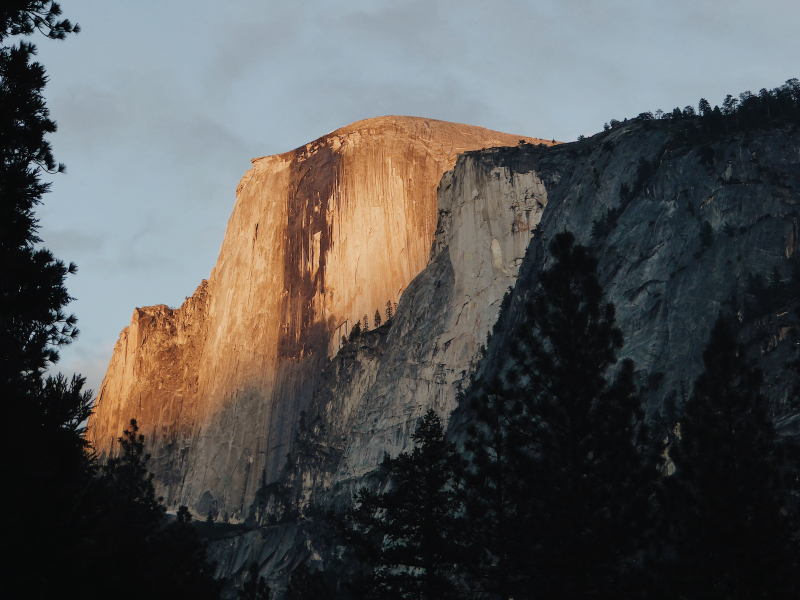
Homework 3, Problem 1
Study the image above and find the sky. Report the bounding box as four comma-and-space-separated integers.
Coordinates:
29, 0, 800, 395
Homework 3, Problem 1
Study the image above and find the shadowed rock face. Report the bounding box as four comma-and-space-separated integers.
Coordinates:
90, 115, 800, 595
213, 122, 800, 595
87, 116, 552, 517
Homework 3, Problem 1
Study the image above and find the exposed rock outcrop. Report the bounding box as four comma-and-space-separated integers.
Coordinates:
278, 146, 550, 511
90, 114, 800, 597
220, 121, 800, 596
87, 116, 551, 518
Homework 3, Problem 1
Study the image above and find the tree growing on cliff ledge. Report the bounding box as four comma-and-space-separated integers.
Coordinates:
348, 320, 362, 342
238, 562, 271, 600
386, 301, 394, 322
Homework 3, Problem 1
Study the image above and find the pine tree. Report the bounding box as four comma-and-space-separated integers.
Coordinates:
374, 309, 382, 328
147, 506, 224, 600
386, 301, 394, 322
286, 564, 332, 600
363, 314, 370, 333
0, 6, 94, 595
1, 3, 80, 397
348, 321, 362, 342
78, 420, 224, 600
238, 562, 271, 600
458, 375, 525, 600
353, 410, 462, 600
80, 420, 167, 600
100, 419, 166, 533
0, 6, 224, 597
658, 315, 800, 599
461, 232, 652, 600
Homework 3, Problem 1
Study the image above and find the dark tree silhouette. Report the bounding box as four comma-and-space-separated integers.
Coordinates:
658, 315, 800, 600
386, 301, 394, 322
238, 562, 271, 600
374, 309, 382, 328
461, 232, 653, 600
286, 564, 332, 600
148, 506, 224, 600
0, 2, 79, 42
1, 6, 221, 598
353, 410, 462, 600
80, 420, 223, 600
98, 420, 166, 535
458, 374, 524, 600
0, 5, 96, 596
348, 320, 362, 342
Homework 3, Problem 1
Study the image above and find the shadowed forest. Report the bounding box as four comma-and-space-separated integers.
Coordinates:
4, 2, 800, 599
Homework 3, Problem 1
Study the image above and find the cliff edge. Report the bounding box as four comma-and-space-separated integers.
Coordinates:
87, 116, 552, 518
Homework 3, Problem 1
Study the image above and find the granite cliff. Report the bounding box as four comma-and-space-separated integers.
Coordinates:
206, 119, 800, 594
87, 116, 551, 518
89, 113, 800, 595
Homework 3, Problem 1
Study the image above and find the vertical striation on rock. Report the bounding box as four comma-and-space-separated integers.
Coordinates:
276, 147, 551, 516
239, 122, 800, 594
87, 116, 552, 517
93, 116, 800, 594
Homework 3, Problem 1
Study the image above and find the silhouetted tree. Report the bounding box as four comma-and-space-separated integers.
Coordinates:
238, 562, 271, 600
353, 410, 462, 600
374, 309, 382, 328
1, 6, 223, 598
462, 232, 653, 600
99, 419, 165, 531
348, 321, 362, 342
148, 506, 224, 600
286, 564, 332, 600
458, 373, 524, 600
0, 2, 79, 42
78, 420, 223, 600
722, 94, 738, 116
363, 314, 370, 332
0, 2, 80, 398
657, 315, 800, 600
386, 301, 394, 322
0, 5, 95, 596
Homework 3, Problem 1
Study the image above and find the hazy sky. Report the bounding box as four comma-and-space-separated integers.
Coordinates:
30, 0, 800, 394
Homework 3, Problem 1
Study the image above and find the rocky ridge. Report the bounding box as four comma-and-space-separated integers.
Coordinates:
87, 116, 551, 519
89, 114, 800, 595
214, 119, 800, 594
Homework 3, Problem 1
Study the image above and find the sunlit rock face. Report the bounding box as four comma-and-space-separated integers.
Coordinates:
87, 116, 551, 517
276, 144, 552, 515
212, 122, 800, 593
